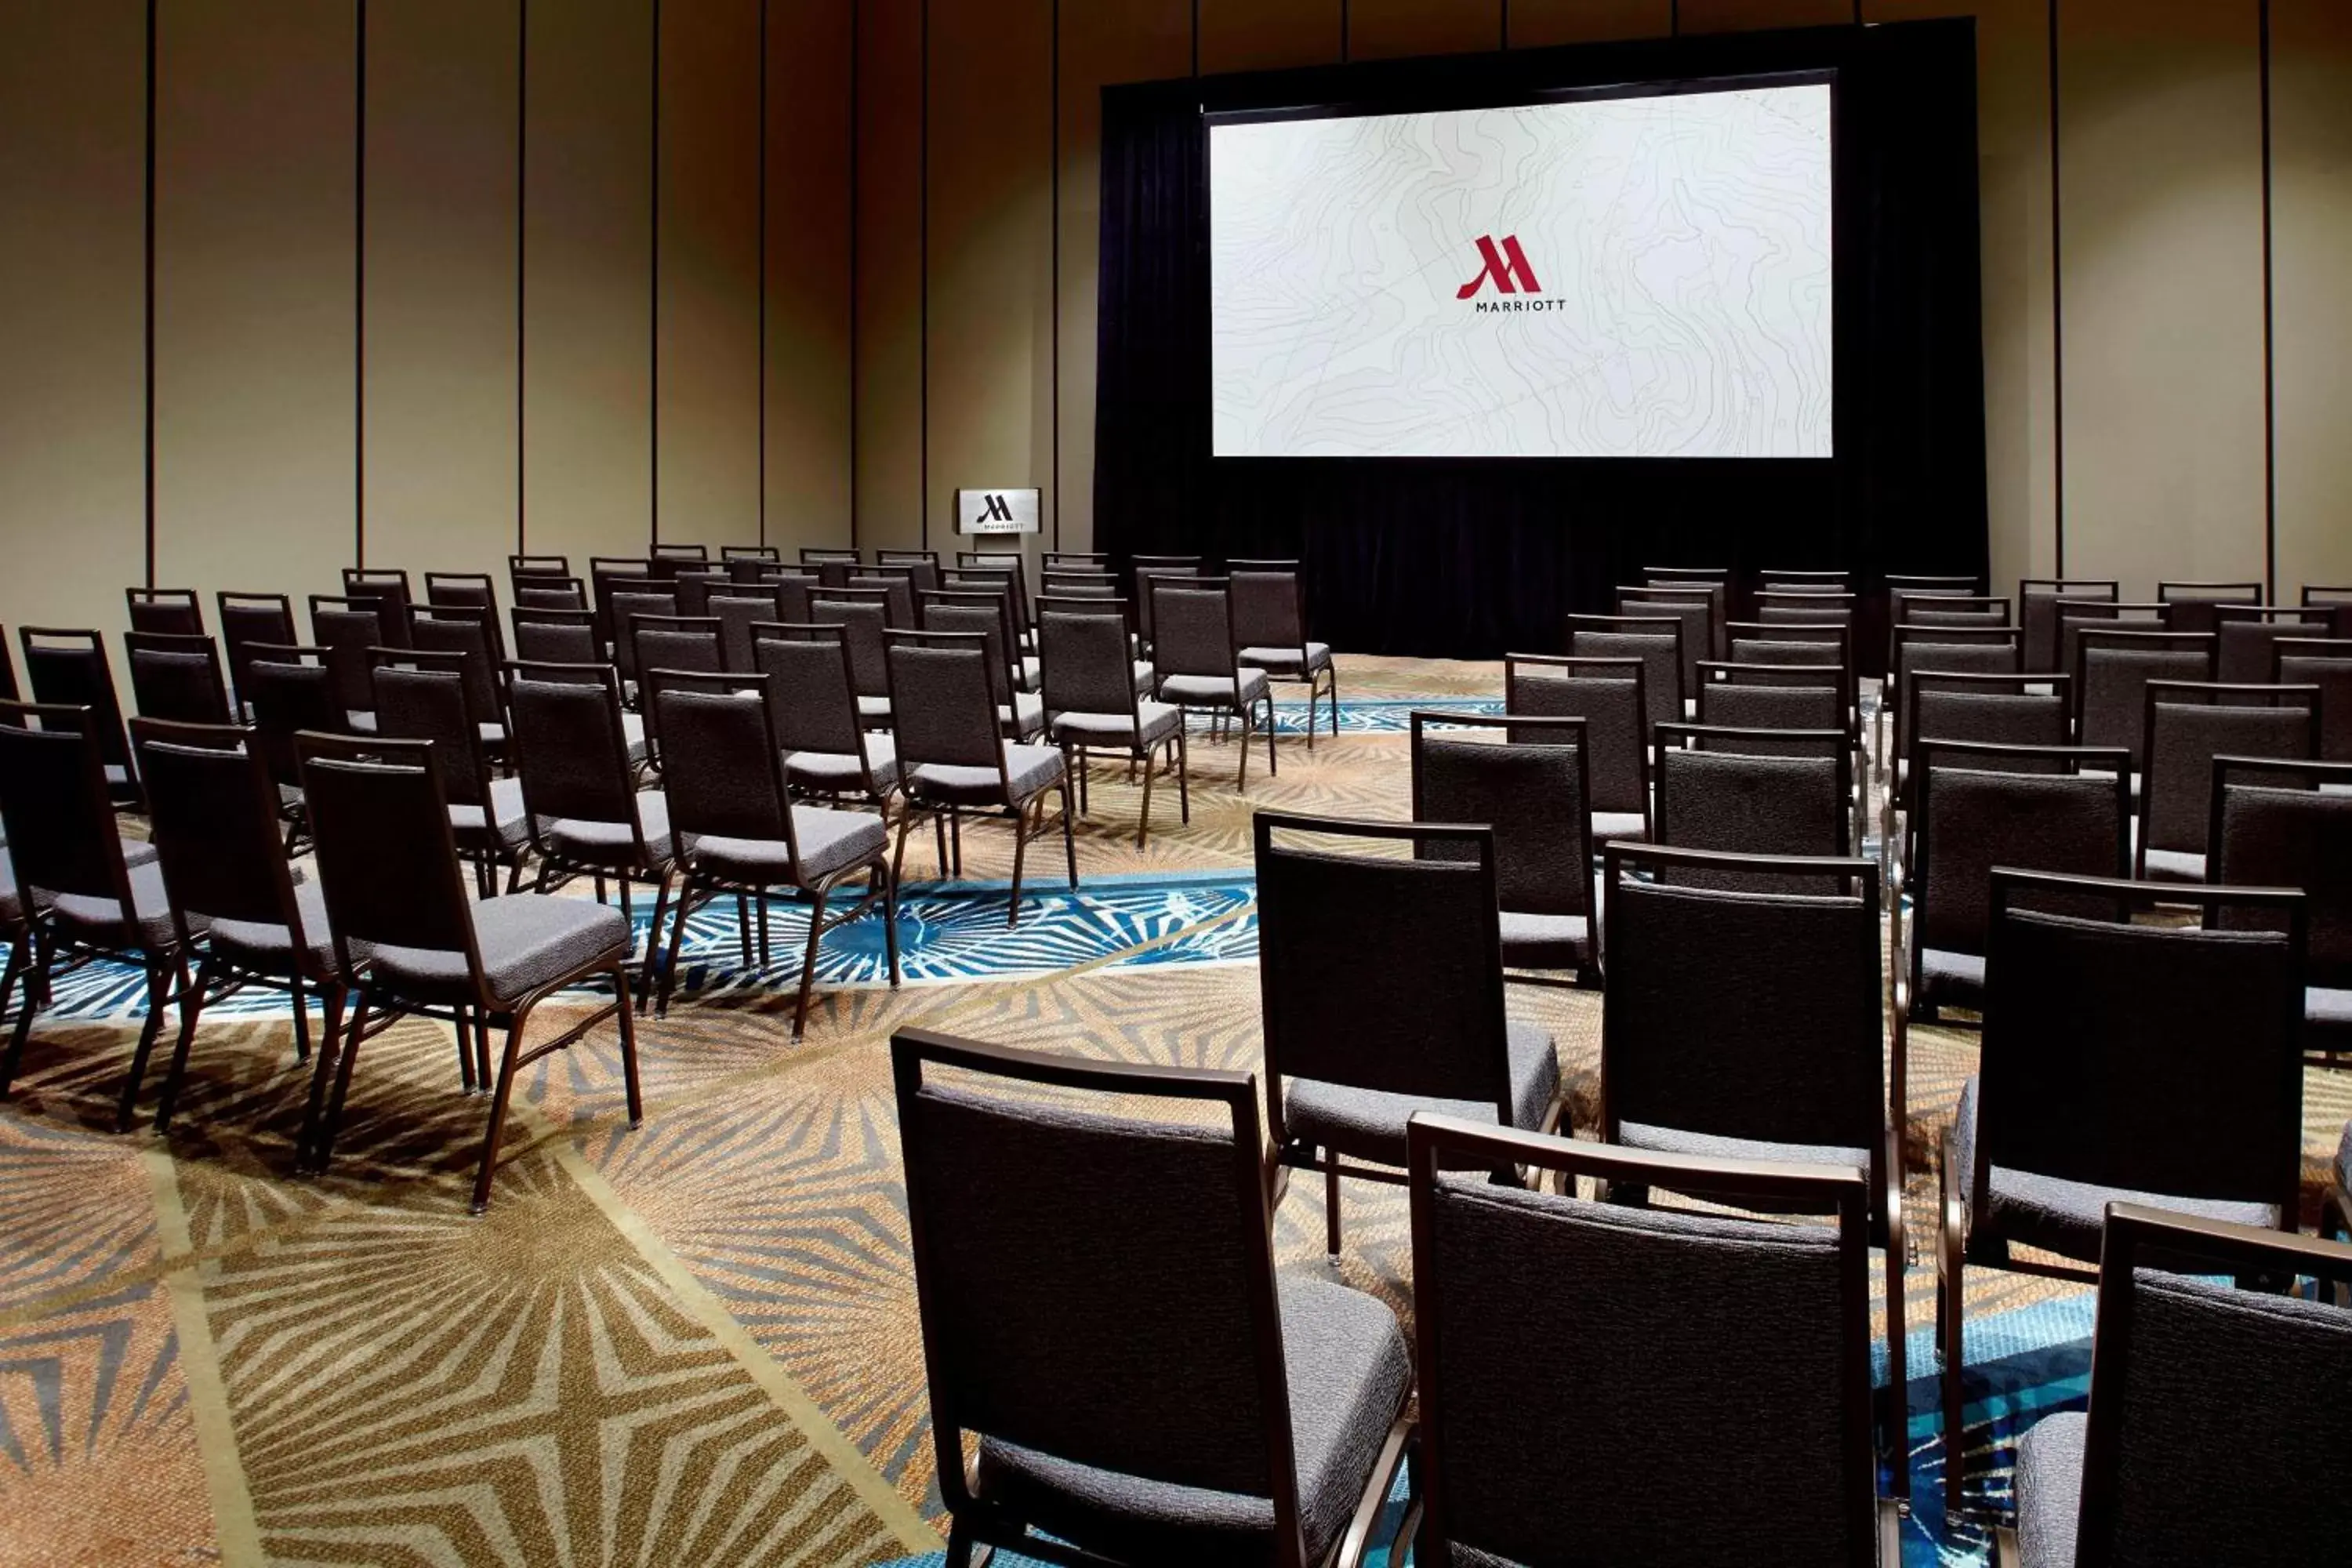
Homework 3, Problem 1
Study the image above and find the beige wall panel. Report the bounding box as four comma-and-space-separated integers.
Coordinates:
765, 0, 854, 554
0, 0, 145, 659
1057, 0, 1192, 556
855, 0, 925, 554
1350, 0, 1501, 60
659, 0, 761, 551
153, 0, 358, 619
926, 0, 1054, 550
1868, 0, 2056, 593
1508, 0, 1670, 46
1679, 0, 1855, 32
2057, 0, 2266, 597
2270, 0, 2352, 595
1199, 0, 1341, 75
524, 0, 652, 568
365, 0, 520, 588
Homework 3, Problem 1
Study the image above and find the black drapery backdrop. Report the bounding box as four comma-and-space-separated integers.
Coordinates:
1093, 20, 1987, 660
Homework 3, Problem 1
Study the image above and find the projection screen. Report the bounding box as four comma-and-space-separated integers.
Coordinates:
1208, 82, 1834, 459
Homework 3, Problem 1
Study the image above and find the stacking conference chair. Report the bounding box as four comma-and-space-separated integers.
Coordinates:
928, 580, 1032, 692
706, 584, 787, 674
1503, 653, 1650, 844
510, 604, 601, 666
884, 634, 1077, 924
423, 571, 503, 632
650, 675, 898, 1034
809, 594, 894, 725
1404, 1121, 1905, 1568
125, 587, 205, 637
849, 568, 920, 630
589, 557, 657, 649
1037, 593, 1154, 695
1232, 568, 1337, 747
873, 548, 939, 593
1758, 567, 1850, 592
648, 542, 708, 579
372, 652, 531, 897
2212, 603, 2335, 684
1132, 563, 1201, 655
129, 718, 339, 1134
510, 551, 570, 582
294, 732, 641, 1210
513, 574, 588, 612
405, 604, 509, 753
626, 613, 722, 762
217, 592, 297, 718
2300, 583, 2352, 638
749, 622, 900, 811
800, 549, 859, 590
670, 568, 729, 620
1652, 723, 1854, 881
1617, 583, 1722, 674
1410, 712, 1596, 983
2134, 681, 2319, 880
20, 628, 141, 805
2073, 629, 2216, 774
2001, 1207, 2352, 1568
1153, 579, 1276, 785
1695, 660, 1846, 742
1888, 673, 2074, 872
1040, 549, 1108, 569
1254, 812, 1560, 1255
607, 584, 681, 695
1755, 589, 1857, 630
720, 543, 780, 575
1643, 564, 1728, 589
306, 595, 388, 731
1039, 604, 1185, 846
339, 568, 412, 648
1895, 593, 2010, 632
2274, 637, 2352, 761
0, 705, 193, 1130
2054, 600, 2172, 684
1881, 624, 2021, 772
1937, 871, 2307, 1511
893, 1028, 1412, 1568
955, 553, 1033, 646
2018, 578, 2118, 673
1885, 572, 1978, 598
916, 602, 1045, 742
125, 632, 232, 726
2211, 757, 2352, 1062
241, 645, 346, 848
1726, 619, 1859, 733
1567, 613, 1683, 731
1597, 843, 1907, 1492
2155, 579, 2263, 636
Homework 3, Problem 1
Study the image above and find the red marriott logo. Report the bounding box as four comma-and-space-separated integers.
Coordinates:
1457, 235, 1541, 299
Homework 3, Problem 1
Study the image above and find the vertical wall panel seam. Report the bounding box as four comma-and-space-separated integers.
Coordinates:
1191, 0, 1199, 76
2259, 0, 2277, 597
1051, 0, 1061, 553
758, 0, 769, 546
517, 0, 528, 556
651, 0, 662, 547
2049, 0, 2065, 575
356, 0, 368, 568
849, 0, 861, 549
920, 0, 930, 550
1341, 0, 1349, 64
144, 0, 158, 586
1501, 0, 1509, 51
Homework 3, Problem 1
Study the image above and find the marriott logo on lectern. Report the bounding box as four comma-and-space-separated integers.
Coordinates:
1457, 234, 1563, 313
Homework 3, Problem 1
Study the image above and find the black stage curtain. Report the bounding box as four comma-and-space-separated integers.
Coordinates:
1094, 20, 1986, 661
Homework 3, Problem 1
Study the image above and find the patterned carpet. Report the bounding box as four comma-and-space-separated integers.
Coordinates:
1, 652, 2345, 1567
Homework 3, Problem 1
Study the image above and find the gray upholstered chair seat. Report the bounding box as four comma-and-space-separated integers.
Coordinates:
2314, 986, 2352, 1029
998, 692, 1047, 735
1592, 810, 1646, 843
449, 775, 529, 850
681, 807, 886, 884
1052, 701, 1181, 749
621, 711, 649, 765
1616, 1119, 1870, 1174
2142, 846, 2205, 882
971, 1276, 1409, 1568
345, 710, 377, 734
906, 745, 1065, 808
1285, 1021, 1559, 1167
785, 737, 899, 795
206, 880, 337, 976
45, 861, 182, 951
543, 790, 673, 865
2, 837, 158, 927
1240, 642, 1332, 675
1132, 659, 1156, 693
1161, 669, 1270, 706
1953, 1076, 2279, 1259
478, 720, 507, 748
1497, 910, 1590, 969
1918, 946, 1986, 1009
856, 694, 892, 724
354, 894, 630, 1007
2013, 1410, 2086, 1568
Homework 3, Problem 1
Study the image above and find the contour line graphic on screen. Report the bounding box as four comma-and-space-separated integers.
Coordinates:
1210, 84, 1834, 459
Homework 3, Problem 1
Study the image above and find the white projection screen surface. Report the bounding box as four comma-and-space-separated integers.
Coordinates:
1208, 82, 1834, 459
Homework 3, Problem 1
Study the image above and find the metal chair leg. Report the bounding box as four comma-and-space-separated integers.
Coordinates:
113, 961, 176, 1133
154, 957, 216, 1134
792, 886, 830, 1040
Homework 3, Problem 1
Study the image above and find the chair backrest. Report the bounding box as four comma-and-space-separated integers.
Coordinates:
1693, 668, 1844, 753
130, 718, 301, 935
892, 1029, 1312, 1561
590, 558, 655, 644
706, 587, 785, 674
1502, 654, 1646, 817
1253, 813, 1512, 1130
1566, 615, 1682, 733
1229, 570, 1308, 655
370, 653, 493, 811
1911, 743, 2132, 964
342, 568, 413, 648
514, 575, 588, 612
1150, 581, 1241, 683
2067, 1206, 2352, 1568
1042, 550, 1106, 568
505, 662, 643, 835
628, 615, 722, 739
655, 676, 804, 877
1602, 844, 1882, 1151
2274, 637, 2352, 761
1755, 590, 1854, 631
216, 592, 297, 713
405, 605, 505, 728
1977, 871, 2304, 1220
2074, 630, 2217, 764
1885, 572, 1977, 597
125, 632, 232, 726
423, 571, 500, 620
1133, 564, 1202, 645
649, 542, 709, 578
2157, 579, 2263, 636
809, 595, 891, 698
956, 552, 1031, 632
20, 628, 134, 772
1643, 565, 1729, 587
243, 646, 347, 788
509, 607, 602, 666
1040, 571, 1120, 604
847, 568, 917, 630
873, 549, 940, 593
1406, 1118, 1878, 1568
306, 596, 387, 713
2213, 604, 2334, 684
1038, 605, 1141, 724
1893, 593, 2011, 636
0, 702, 137, 909
510, 552, 570, 583
1758, 569, 1849, 592
1651, 726, 1850, 876
922, 585, 1024, 683
669, 568, 727, 619
1904, 671, 2071, 801
297, 732, 482, 987
2299, 584, 2352, 638
2212, 757, 2352, 990
1616, 585, 1721, 673
884, 636, 1005, 775
1410, 713, 1593, 924
2138, 681, 2320, 863
126, 587, 205, 637
750, 622, 868, 762
608, 588, 681, 680
2056, 599, 2174, 679
2020, 578, 2118, 671
1887, 625, 2022, 760
917, 603, 1018, 712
